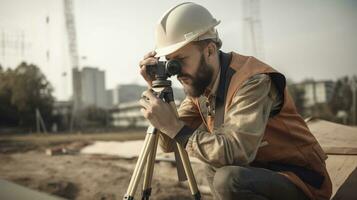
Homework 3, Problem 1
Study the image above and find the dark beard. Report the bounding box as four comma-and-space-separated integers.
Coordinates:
179, 54, 214, 97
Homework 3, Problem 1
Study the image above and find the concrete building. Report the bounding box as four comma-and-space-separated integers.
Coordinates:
301, 80, 335, 107
80, 67, 107, 108
109, 83, 185, 127
112, 84, 147, 105
111, 100, 182, 128
111, 84, 185, 106
106, 89, 114, 108
111, 101, 146, 127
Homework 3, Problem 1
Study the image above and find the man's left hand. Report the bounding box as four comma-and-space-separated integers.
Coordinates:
139, 90, 184, 138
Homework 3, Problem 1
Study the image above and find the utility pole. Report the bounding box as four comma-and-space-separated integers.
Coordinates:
242, 0, 265, 60
36, 108, 47, 134
351, 77, 357, 125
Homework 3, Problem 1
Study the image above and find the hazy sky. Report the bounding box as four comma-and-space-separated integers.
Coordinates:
0, 0, 356, 100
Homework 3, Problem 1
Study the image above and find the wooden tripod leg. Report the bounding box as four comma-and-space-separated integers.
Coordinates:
141, 132, 159, 200
169, 102, 201, 200
176, 143, 201, 199
123, 130, 157, 200
124, 87, 200, 199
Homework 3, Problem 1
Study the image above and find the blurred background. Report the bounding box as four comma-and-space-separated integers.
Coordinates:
0, 0, 356, 133
0, 1, 357, 199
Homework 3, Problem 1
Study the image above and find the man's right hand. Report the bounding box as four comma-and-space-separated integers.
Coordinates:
139, 51, 158, 88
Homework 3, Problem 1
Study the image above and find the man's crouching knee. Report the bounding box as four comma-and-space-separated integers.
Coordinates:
211, 166, 252, 197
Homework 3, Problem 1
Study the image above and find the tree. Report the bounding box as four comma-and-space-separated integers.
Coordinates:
329, 76, 354, 124
81, 106, 109, 127
329, 77, 352, 114
286, 79, 305, 116
0, 62, 54, 129
0, 68, 19, 126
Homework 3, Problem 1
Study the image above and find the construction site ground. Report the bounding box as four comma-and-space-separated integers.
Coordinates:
1, 120, 357, 200
0, 131, 213, 200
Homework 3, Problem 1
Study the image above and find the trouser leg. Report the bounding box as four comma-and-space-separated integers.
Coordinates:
204, 165, 220, 199
205, 165, 309, 200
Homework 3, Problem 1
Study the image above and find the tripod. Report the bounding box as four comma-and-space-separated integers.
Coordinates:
123, 78, 201, 200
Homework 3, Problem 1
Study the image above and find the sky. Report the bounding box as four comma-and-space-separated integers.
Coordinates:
0, 0, 357, 100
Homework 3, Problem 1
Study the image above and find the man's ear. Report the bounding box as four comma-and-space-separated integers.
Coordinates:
207, 42, 217, 59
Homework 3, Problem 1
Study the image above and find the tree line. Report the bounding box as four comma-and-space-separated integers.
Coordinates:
0, 62, 355, 133
0, 62, 54, 130
0, 62, 110, 132
288, 76, 357, 125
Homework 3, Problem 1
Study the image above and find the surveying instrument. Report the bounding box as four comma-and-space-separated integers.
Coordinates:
123, 60, 201, 200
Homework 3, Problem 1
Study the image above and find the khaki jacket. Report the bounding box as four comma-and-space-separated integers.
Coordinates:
160, 52, 332, 200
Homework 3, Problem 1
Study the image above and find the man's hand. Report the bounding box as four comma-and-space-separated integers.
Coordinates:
139, 90, 184, 138
139, 51, 158, 88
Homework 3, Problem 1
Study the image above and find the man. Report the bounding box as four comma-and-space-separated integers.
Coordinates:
139, 2, 332, 200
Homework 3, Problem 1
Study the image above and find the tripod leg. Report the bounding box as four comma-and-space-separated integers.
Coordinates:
124, 129, 157, 200
125, 85, 200, 199
168, 101, 201, 200
176, 143, 201, 200
141, 132, 159, 200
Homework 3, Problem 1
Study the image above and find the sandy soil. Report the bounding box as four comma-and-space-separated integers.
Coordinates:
0, 132, 213, 200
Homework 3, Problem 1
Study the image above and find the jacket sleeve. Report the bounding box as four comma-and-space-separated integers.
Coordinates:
158, 96, 203, 153
185, 74, 280, 167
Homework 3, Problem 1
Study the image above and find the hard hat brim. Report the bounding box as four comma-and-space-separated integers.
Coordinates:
154, 21, 220, 58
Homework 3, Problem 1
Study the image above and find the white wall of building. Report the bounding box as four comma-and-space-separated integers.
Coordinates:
80, 66, 107, 108
303, 81, 334, 108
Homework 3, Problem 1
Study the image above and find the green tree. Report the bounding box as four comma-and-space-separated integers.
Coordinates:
0, 62, 54, 128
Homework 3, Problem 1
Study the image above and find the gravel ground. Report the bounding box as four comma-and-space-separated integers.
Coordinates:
0, 132, 213, 200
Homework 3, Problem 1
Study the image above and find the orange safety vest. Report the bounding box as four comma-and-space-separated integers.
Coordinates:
193, 52, 332, 200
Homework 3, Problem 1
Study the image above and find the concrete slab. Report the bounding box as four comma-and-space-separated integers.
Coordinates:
80, 140, 162, 159
307, 119, 357, 155
0, 179, 64, 200
326, 155, 357, 198
307, 119, 357, 199
80, 140, 202, 163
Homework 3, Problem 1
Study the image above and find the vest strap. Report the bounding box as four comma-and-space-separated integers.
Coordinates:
214, 51, 234, 128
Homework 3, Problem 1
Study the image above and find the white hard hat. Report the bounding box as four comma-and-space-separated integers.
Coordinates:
154, 2, 221, 57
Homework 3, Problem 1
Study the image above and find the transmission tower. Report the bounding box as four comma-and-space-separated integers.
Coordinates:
242, 0, 265, 60
63, 0, 82, 131
0, 29, 28, 68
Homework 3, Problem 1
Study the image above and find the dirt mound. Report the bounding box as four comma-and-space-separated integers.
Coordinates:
0, 135, 213, 200
93, 192, 116, 200
39, 180, 78, 199
0, 140, 37, 153
12, 177, 79, 199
